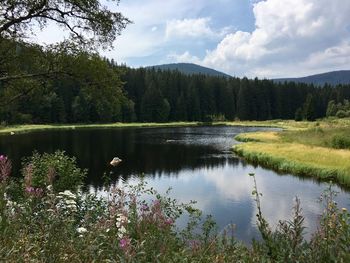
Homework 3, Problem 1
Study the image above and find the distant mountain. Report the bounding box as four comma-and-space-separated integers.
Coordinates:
147, 63, 231, 77
274, 70, 350, 86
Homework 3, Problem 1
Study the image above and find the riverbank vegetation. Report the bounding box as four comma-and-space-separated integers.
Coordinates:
1, 152, 350, 262
234, 118, 350, 186
0, 119, 299, 136
0, 122, 200, 136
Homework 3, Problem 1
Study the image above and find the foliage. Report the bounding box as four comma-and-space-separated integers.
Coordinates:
2, 43, 350, 124
21, 151, 86, 193
326, 100, 350, 118
0, 0, 130, 49
122, 67, 350, 123
0, 43, 134, 124
1, 156, 350, 262
331, 134, 350, 149
0, 1, 131, 124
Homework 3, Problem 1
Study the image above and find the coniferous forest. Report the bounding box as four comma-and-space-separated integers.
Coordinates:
1, 40, 350, 124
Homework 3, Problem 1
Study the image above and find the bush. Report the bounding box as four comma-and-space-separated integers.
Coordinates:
331, 135, 350, 149
336, 110, 348, 118
22, 151, 86, 194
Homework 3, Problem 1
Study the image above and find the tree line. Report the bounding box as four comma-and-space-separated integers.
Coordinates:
121, 65, 350, 122
1, 44, 350, 124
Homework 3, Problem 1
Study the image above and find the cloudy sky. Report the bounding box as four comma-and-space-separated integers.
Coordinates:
35, 0, 350, 78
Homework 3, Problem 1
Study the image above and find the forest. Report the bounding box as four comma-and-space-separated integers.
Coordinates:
1, 40, 350, 124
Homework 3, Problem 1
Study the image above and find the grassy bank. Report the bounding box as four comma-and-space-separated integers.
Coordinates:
0, 122, 201, 136
0, 119, 313, 136
234, 118, 350, 186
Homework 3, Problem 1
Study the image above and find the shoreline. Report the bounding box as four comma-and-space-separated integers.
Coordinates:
0, 120, 294, 136
3, 119, 350, 187
233, 122, 350, 187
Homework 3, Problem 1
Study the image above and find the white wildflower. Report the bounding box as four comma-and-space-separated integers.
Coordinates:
65, 199, 76, 206
119, 226, 127, 234
76, 227, 88, 234
62, 190, 76, 199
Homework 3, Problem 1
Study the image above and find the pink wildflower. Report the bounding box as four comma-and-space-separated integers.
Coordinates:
165, 218, 174, 225
0, 154, 12, 182
119, 237, 131, 251
25, 186, 44, 198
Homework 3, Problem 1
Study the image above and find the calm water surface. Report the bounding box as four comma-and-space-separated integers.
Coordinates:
1, 126, 350, 242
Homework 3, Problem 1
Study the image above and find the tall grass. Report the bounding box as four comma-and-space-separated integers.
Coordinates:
234, 120, 350, 187
234, 142, 350, 186
281, 127, 350, 150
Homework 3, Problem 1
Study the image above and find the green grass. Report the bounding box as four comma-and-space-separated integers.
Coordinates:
234, 118, 350, 187
0, 122, 201, 135
0, 119, 316, 137
0, 120, 278, 136
281, 127, 350, 149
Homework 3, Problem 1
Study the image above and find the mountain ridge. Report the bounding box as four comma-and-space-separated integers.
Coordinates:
146, 63, 231, 77
146, 63, 350, 86
274, 70, 350, 86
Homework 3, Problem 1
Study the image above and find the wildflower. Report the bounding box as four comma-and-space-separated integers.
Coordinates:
60, 190, 76, 199
119, 237, 130, 251
153, 200, 160, 206
0, 154, 12, 182
342, 207, 347, 212
116, 214, 128, 223
165, 218, 174, 225
116, 213, 129, 229
141, 204, 149, 212
65, 199, 77, 206
25, 186, 44, 198
76, 227, 88, 234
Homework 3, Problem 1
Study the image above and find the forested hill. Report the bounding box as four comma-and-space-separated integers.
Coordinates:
147, 63, 231, 77
2, 40, 350, 125
275, 70, 350, 86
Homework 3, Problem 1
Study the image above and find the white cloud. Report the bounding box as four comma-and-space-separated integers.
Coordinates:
184, 0, 350, 78
166, 17, 221, 39
167, 51, 201, 64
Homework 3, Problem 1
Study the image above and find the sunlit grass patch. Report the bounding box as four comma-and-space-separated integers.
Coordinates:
235, 131, 280, 143
234, 142, 350, 185
0, 122, 200, 135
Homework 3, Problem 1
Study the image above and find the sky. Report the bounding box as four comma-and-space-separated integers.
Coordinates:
34, 0, 350, 78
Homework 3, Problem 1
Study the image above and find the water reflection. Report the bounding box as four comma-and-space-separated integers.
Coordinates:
1, 126, 349, 242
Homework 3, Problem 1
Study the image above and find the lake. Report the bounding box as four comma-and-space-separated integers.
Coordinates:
1, 125, 350, 242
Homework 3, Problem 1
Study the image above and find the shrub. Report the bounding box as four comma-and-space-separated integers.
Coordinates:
22, 151, 86, 193
336, 110, 348, 119
331, 135, 350, 149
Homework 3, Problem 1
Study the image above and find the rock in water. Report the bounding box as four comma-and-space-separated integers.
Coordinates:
110, 157, 122, 167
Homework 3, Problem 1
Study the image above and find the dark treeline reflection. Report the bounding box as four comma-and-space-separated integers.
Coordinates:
0, 126, 269, 188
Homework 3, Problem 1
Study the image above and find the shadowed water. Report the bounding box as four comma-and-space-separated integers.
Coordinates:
1, 125, 350, 242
